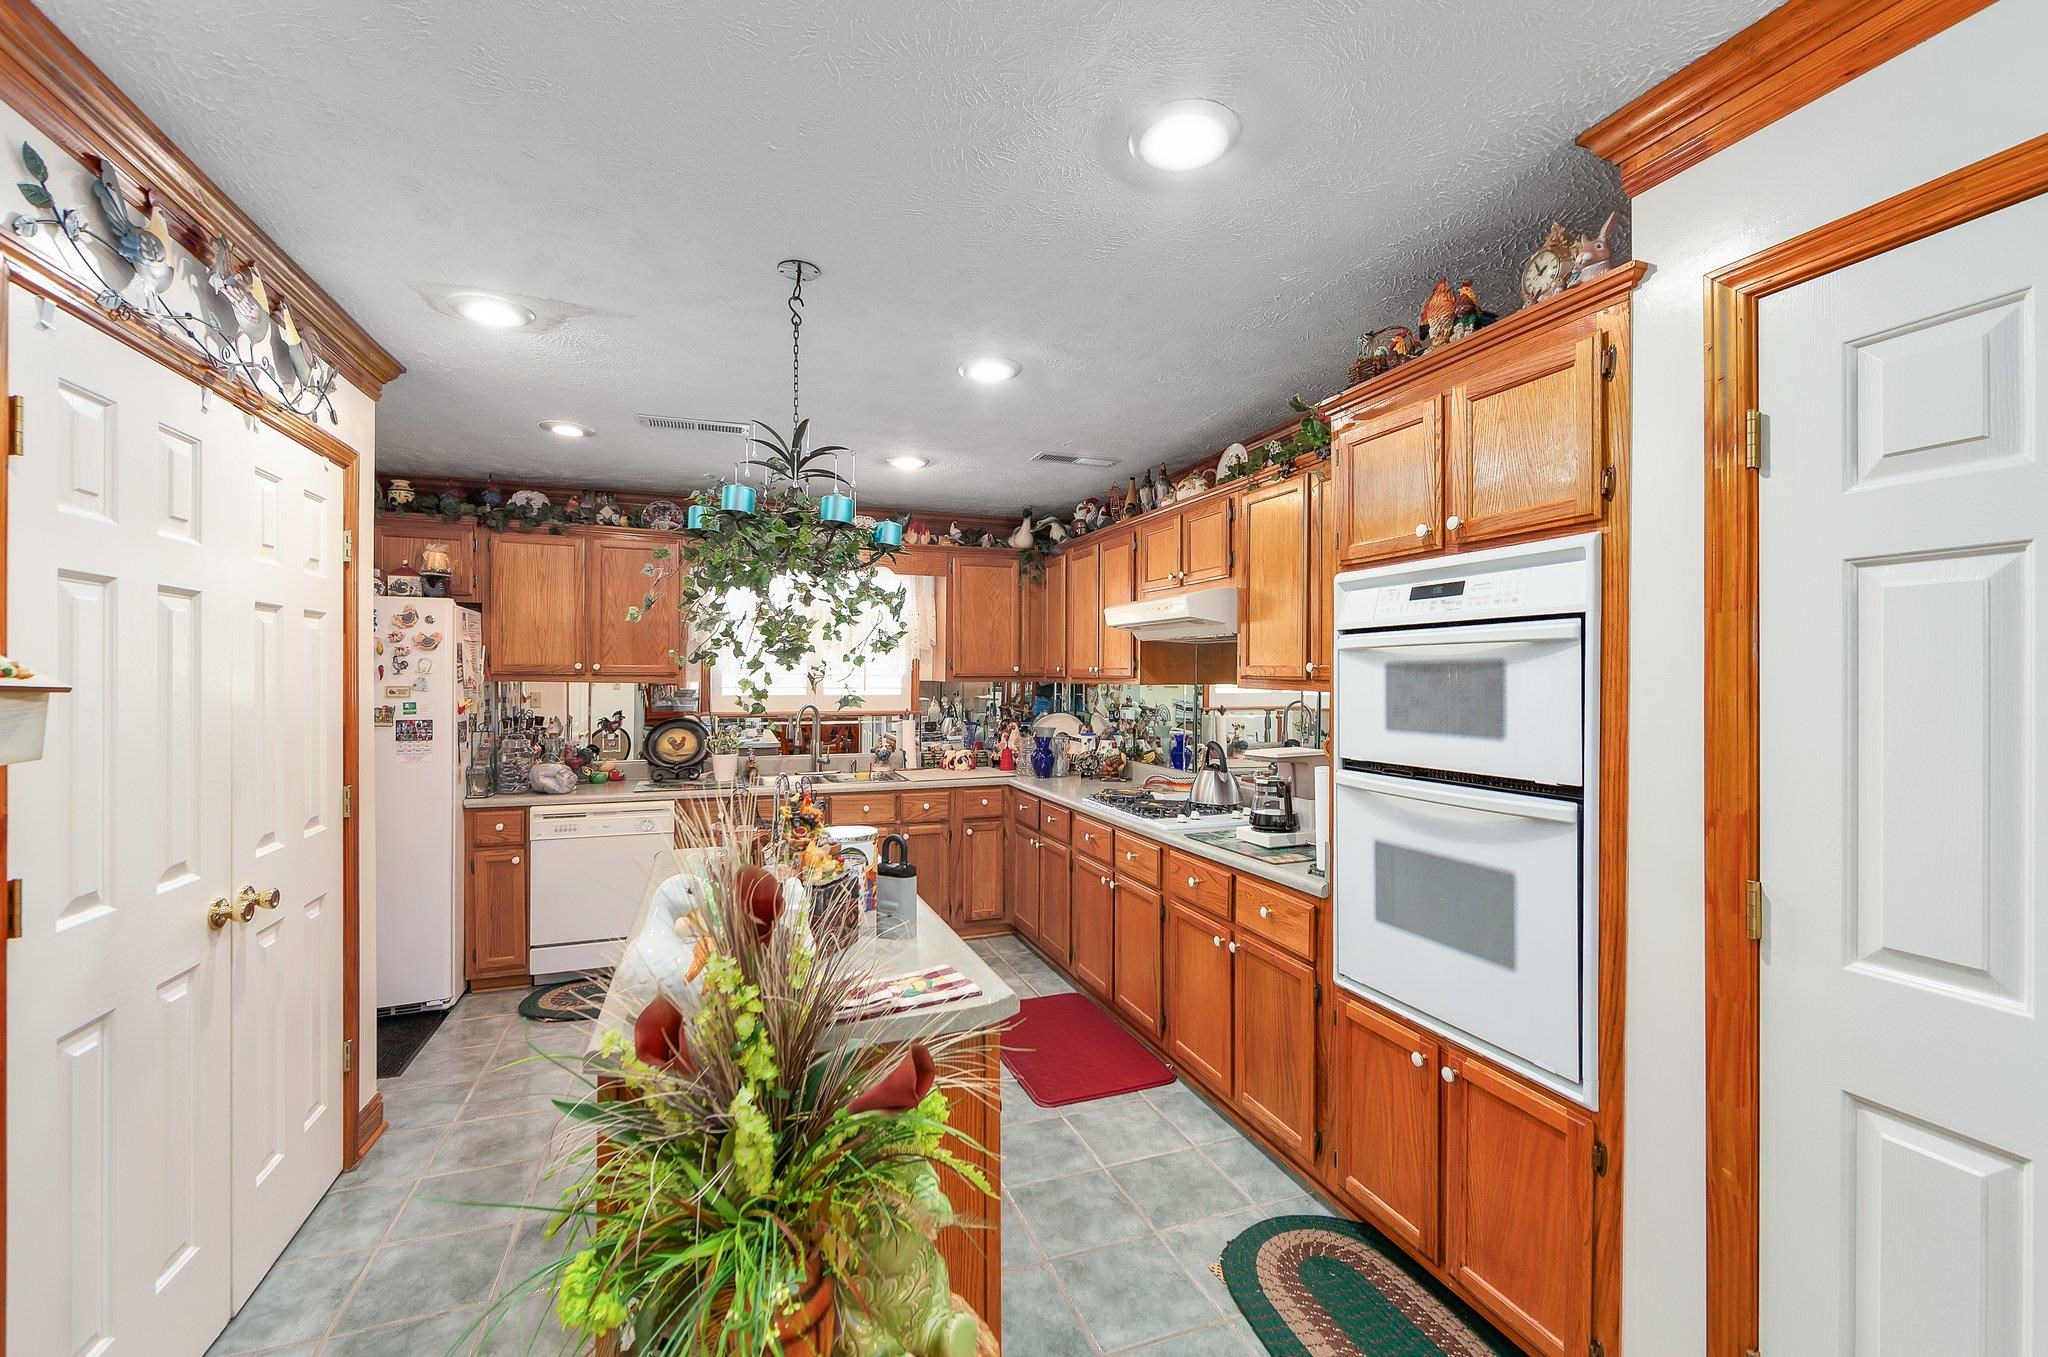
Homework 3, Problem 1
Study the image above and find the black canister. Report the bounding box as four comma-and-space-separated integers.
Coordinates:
875, 833, 918, 939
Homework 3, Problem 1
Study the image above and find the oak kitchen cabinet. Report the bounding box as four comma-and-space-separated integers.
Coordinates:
957, 811, 1006, 924
464, 809, 529, 989
484, 528, 682, 679
1136, 493, 1234, 596
375, 517, 484, 600
1021, 553, 1067, 678
1097, 531, 1138, 680
1006, 793, 1040, 941
1069, 849, 1115, 1000
947, 553, 1022, 679
1111, 831, 1164, 1039
1063, 542, 1100, 678
1333, 395, 1442, 567
1164, 897, 1234, 1092
1237, 473, 1315, 684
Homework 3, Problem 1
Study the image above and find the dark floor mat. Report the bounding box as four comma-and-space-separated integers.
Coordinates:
376, 1007, 450, 1079
519, 975, 609, 1021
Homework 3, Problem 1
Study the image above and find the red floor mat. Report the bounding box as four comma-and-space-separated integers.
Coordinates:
1001, 993, 1175, 1107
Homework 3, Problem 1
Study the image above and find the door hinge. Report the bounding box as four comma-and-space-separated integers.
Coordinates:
1600, 465, 1616, 500
341, 784, 353, 819
6, 394, 23, 457
1590, 1342, 1606, 1357
341, 528, 354, 563
1744, 409, 1763, 470
1314, 1129, 1324, 1155
1600, 343, 1616, 380
5, 878, 23, 939
1593, 1140, 1609, 1176
1313, 981, 1323, 1007
341, 1037, 355, 1074
1746, 879, 1764, 942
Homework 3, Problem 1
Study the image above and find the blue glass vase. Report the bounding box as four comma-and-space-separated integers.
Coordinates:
1031, 734, 1055, 778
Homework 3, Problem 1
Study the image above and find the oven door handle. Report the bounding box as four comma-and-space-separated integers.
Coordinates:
1335, 619, 1580, 653
1335, 769, 1579, 824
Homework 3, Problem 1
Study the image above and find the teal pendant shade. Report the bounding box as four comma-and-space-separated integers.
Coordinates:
719, 481, 758, 515
685, 503, 711, 532
818, 492, 856, 526
871, 519, 904, 548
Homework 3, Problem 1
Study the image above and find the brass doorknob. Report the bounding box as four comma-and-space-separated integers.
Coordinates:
237, 885, 280, 913
207, 897, 244, 931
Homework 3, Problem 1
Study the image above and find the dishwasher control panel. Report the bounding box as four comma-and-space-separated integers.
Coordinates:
531, 804, 665, 839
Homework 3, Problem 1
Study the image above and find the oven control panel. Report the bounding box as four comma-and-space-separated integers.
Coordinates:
1356, 570, 1530, 622
1334, 530, 1601, 631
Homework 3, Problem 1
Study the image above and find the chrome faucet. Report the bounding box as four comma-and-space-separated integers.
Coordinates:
798, 703, 826, 774
1279, 699, 1317, 747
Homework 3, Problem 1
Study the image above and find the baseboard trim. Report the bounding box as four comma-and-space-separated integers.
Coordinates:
351, 1093, 387, 1168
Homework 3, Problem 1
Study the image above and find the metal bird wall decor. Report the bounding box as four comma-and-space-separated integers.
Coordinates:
8, 140, 341, 425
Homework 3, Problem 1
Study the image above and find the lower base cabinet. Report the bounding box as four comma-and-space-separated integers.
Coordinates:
466, 844, 529, 988
1036, 838, 1072, 962
1332, 995, 1593, 1357
1231, 933, 1316, 1158
1164, 900, 1234, 1093
899, 823, 952, 923
1112, 876, 1164, 1038
1007, 824, 1040, 939
1070, 865, 1115, 998
958, 818, 1005, 923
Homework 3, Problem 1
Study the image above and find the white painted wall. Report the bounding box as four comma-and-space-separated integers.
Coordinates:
0, 104, 385, 1105
1622, 3, 2048, 1349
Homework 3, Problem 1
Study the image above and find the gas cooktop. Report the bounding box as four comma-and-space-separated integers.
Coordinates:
1086, 788, 1248, 828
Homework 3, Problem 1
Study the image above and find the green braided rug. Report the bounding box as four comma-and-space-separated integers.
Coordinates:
1221, 1216, 1518, 1356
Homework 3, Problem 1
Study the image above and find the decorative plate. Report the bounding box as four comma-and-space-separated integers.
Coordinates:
640, 499, 686, 531
644, 716, 709, 773
1216, 443, 1249, 477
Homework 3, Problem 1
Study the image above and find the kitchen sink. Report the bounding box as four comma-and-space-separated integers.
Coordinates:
816, 770, 907, 783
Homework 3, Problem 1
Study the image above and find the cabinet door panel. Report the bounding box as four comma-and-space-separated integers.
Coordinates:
375, 520, 482, 600
1037, 840, 1072, 963
1165, 901, 1233, 1095
1333, 997, 1440, 1258
1064, 544, 1100, 678
1180, 495, 1234, 586
1041, 554, 1068, 678
948, 555, 1021, 678
1231, 933, 1315, 1158
958, 818, 1006, 923
1007, 821, 1040, 940
485, 533, 588, 677
901, 824, 951, 922
1443, 1053, 1593, 1357
1239, 477, 1311, 682
1069, 867, 1115, 998
1334, 397, 1441, 567
1136, 514, 1184, 595
1445, 332, 1603, 544
467, 845, 529, 985
1097, 534, 1138, 680
1112, 877, 1163, 1038
587, 532, 682, 678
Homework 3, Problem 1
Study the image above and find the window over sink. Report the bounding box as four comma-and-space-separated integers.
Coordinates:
708, 568, 918, 714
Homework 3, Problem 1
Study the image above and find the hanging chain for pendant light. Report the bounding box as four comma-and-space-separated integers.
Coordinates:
779, 259, 818, 435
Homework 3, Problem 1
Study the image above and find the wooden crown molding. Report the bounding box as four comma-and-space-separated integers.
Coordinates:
1579, 0, 1997, 196
0, 0, 403, 398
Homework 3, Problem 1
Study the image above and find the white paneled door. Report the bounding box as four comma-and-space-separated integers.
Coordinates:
1758, 196, 2048, 1354
6, 287, 346, 1354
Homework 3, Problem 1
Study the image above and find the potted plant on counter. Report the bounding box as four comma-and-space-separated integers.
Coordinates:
709, 721, 747, 786
489, 798, 991, 1357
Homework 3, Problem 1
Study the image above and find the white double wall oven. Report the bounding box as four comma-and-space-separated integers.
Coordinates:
1333, 532, 1601, 1106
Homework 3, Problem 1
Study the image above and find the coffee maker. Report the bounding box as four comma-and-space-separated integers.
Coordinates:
1237, 773, 1314, 848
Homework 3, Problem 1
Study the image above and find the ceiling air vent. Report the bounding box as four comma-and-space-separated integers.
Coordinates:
1031, 452, 1119, 468
635, 414, 752, 436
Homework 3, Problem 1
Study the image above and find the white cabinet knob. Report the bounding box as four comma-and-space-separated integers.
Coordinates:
573, 661, 583, 670
510, 855, 521, 866
1259, 906, 1272, 919
921, 802, 932, 811
965, 827, 975, 837
1441, 1066, 1458, 1084
493, 822, 505, 832
1187, 876, 1200, 888
592, 663, 601, 672
1212, 935, 1224, 947
1227, 940, 1238, 954
1125, 850, 1135, 861
1410, 1050, 1426, 1067
1445, 515, 1463, 531
1414, 523, 1429, 538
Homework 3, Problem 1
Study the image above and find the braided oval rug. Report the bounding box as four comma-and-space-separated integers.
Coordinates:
1221, 1216, 1518, 1356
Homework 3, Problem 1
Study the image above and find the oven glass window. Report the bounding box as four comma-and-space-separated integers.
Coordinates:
1374, 842, 1516, 968
1384, 659, 1506, 740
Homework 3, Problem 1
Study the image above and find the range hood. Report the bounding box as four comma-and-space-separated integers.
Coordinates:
1103, 586, 1238, 641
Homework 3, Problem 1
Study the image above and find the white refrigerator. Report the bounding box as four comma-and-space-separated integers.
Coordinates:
373, 599, 484, 1012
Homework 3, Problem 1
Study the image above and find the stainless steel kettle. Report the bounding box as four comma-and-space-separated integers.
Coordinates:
1191, 740, 1243, 808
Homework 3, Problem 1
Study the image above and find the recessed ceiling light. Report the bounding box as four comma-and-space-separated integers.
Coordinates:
539, 420, 594, 439
887, 455, 930, 471
451, 292, 535, 329
959, 358, 1021, 384
1131, 99, 1240, 171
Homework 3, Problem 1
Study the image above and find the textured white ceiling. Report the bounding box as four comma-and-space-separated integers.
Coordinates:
40, 0, 1771, 514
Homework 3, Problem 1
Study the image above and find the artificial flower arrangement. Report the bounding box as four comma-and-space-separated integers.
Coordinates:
482, 793, 990, 1357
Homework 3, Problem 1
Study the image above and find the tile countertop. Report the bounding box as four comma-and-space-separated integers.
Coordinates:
593, 899, 1020, 1053
466, 767, 1329, 900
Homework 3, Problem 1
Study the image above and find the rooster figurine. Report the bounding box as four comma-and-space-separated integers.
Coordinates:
1419, 276, 1457, 349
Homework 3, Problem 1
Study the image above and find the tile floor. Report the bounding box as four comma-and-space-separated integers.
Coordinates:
212, 932, 1330, 1355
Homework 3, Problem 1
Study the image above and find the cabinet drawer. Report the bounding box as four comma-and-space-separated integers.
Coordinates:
1037, 801, 1071, 845
1112, 831, 1162, 888
469, 808, 527, 847
1237, 878, 1315, 960
1072, 815, 1114, 866
957, 788, 1004, 819
898, 790, 952, 824
1166, 849, 1232, 921
828, 793, 897, 826
1010, 791, 1040, 829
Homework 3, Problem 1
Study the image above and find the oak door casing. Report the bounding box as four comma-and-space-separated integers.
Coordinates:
1006, 820, 1040, 939
1231, 932, 1316, 1158
1442, 1052, 1594, 1357
585, 532, 682, 678
1333, 996, 1441, 1259
1165, 900, 1234, 1094
1037, 838, 1072, 964
1238, 476, 1312, 682
467, 845, 530, 986
1334, 396, 1441, 567
1069, 865, 1115, 998
947, 554, 1021, 678
486, 532, 588, 676
1097, 533, 1138, 680
958, 818, 1005, 922
1180, 495, 1235, 587
375, 519, 480, 600
1064, 543, 1101, 678
1445, 331, 1605, 546
1112, 876, 1164, 1038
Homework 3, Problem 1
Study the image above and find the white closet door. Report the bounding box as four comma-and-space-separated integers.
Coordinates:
1759, 194, 2048, 1355
6, 289, 239, 1355
226, 416, 346, 1302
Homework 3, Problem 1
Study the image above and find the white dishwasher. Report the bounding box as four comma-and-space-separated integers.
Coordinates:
528, 800, 672, 979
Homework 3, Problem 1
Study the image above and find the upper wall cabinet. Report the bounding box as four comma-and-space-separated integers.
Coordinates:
1328, 264, 1641, 571
1137, 494, 1235, 597
585, 532, 686, 678
485, 529, 681, 679
375, 518, 484, 601
1238, 474, 1314, 684
1022, 553, 1068, 679
947, 553, 1022, 679
1096, 531, 1138, 681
